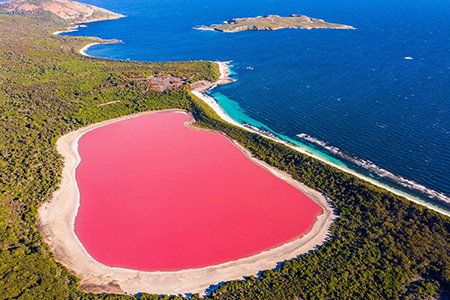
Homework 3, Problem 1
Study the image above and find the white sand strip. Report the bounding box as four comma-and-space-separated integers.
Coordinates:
52, 26, 79, 35
39, 57, 448, 297
192, 62, 450, 217
79, 43, 100, 57
98, 100, 122, 106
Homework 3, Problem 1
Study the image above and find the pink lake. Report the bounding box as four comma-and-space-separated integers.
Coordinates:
74, 111, 322, 271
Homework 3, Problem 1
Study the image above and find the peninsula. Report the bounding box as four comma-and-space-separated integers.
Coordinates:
196, 14, 355, 32
0, 0, 124, 23
1, 0, 450, 299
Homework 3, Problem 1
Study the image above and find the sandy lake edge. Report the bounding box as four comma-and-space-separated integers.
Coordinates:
38, 106, 334, 296
37, 55, 335, 295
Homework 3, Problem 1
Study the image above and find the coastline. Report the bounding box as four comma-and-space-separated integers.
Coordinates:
79, 42, 100, 57
191, 63, 242, 129
38, 108, 334, 295
53, 28, 78, 35
192, 63, 450, 217
37, 38, 447, 296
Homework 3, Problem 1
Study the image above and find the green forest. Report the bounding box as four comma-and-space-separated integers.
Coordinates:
0, 13, 449, 300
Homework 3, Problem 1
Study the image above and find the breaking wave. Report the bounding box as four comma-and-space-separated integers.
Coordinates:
244, 123, 284, 141
297, 133, 450, 206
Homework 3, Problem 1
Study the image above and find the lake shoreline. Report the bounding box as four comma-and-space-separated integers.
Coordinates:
37, 22, 448, 295
38, 105, 334, 295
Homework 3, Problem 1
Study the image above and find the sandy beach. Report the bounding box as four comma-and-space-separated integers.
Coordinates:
79, 43, 100, 57
38, 107, 334, 295
52, 26, 80, 36
39, 48, 448, 296
192, 62, 450, 218
39, 56, 335, 295
53, 28, 99, 57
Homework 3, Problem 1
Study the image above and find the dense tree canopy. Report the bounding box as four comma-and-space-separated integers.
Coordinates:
0, 14, 449, 300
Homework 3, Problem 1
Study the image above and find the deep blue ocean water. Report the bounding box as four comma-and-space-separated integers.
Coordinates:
66, 0, 450, 210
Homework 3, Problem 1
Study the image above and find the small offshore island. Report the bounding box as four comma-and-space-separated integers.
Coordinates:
196, 14, 355, 32
2, 0, 450, 299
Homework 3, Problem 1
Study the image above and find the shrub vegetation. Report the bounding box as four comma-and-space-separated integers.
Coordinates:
0, 14, 449, 300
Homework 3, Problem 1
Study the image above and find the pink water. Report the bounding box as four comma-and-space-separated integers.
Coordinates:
75, 111, 322, 271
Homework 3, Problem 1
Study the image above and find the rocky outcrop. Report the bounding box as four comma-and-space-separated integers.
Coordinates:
219, 25, 274, 32
196, 14, 355, 32
0, 0, 124, 23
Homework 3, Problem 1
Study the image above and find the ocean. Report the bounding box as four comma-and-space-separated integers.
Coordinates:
66, 0, 450, 211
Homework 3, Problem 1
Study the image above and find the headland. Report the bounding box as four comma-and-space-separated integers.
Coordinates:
0, 0, 124, 23
4, 2, 450, 298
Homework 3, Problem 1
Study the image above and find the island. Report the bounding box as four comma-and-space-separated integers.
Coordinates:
196, 14, 355, 32
1, 0, 450, 299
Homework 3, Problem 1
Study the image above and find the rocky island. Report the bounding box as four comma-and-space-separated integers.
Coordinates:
2, 0, 450, 299
196, 14, 355, 32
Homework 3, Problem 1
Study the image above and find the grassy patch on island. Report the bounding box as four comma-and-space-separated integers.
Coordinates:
0, 11, 449, 300
196, 14, 354, 32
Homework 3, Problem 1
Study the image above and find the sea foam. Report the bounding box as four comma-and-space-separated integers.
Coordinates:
297, 133, 450, 206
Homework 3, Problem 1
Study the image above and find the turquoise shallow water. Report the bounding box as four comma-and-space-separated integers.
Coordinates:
66, 0, 450, 210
